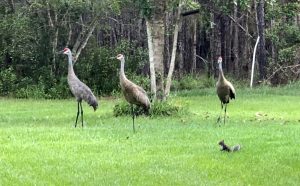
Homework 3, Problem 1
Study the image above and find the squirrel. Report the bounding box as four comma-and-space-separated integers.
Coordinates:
218, 140, 241, 152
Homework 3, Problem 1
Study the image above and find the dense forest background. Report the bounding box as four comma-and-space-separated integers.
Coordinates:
0, 0, 299, 99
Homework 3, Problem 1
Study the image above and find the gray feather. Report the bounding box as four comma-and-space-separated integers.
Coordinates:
68, 72, 98, 111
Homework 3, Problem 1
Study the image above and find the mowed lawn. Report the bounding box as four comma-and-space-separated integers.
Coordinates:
0, 85, 300, 185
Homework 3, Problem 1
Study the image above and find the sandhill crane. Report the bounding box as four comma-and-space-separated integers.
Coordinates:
61, 48, 98, 127
116, 54, 150, 132
216, 56, 236, 125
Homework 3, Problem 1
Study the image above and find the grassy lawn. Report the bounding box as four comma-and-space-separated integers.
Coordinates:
0, 85, 300, 185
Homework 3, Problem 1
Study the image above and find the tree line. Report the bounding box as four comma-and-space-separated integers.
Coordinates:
0, 0, 299, 99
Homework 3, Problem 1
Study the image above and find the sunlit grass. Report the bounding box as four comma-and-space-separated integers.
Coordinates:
0, 84, 300, 185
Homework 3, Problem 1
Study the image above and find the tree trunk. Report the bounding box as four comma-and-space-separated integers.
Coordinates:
146, 20, 157, 99
191, 15, 197, 74
227, 18, 233, 73
210, 12, 221, 77
164, 2, 182, 99
165, 12, 171, 72
209, 12, 214, 77
146, 0, 166, 100
179, 31, 184, 78
233, 1, 239, 77
256, 0, 267, 79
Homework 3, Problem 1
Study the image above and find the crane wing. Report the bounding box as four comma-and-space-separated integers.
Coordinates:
227, 81, 236, 99
121, 79, 150, 109
69, 79, 98, 111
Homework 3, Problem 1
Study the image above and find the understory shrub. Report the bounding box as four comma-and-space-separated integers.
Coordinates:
15, 84, 46, 99
113, 100, 182, 117
171, 74, 215, 91
0, 67, 17, 96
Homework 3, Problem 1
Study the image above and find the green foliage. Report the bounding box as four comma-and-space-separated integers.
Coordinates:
0, 67, 17, 96
134, 0, 153, 18
267, 24, 300, 65
278, 45, 298, 64
113, 100, 181, 117
150, 100, 181, 116
171, 75, 215, 91
179, 75, 199, 90
15, 85, 46, 99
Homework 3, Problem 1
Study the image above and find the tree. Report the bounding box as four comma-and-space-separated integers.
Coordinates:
256, 0, 267, 79
145, 0, 167, 100
164, 1, 183, 98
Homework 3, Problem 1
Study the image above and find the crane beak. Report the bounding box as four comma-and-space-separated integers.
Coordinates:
57, 50, 64, 54
109, 56, 116, 59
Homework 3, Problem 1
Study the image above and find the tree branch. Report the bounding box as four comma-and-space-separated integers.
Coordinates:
266, 64, 300, 81
228, 15, 253, 38
46, 0, 54, 28
73, 16, 99, 64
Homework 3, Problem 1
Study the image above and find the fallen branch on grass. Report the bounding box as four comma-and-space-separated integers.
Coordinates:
266, 64, 300, 82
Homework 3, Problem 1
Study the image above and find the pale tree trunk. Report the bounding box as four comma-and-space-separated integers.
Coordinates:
164, 2, 182, 99
146, 20, 157, 99
146, 0, 166, 100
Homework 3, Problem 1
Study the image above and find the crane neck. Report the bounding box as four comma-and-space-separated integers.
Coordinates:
120, 58, 126, 78
67, 53, 75, 76
218, 62, 225, 82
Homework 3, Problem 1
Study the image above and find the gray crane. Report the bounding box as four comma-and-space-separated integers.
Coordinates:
61, 48, 98, 127
116, 54, 150, 132
216, 56, 236, 125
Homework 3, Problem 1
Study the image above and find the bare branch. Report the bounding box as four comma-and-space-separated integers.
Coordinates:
66, 20, 72, 47
73, 16, 99, 64
181, 9, 199, 17
195, 55, 209, 64
228, 15, 253, 38
46, 0, 54, 28
7, 0, 15, 13
266, 64, 300, 81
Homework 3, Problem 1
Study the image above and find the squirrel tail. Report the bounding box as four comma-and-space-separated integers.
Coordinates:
232, 144, 241, 152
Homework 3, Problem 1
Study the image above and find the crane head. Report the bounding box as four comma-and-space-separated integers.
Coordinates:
217, 56, 222, 63
63, 48, 71, 55
116, 54, 124, 60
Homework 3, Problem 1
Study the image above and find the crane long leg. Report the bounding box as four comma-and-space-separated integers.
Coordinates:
75, 101, 80, 128
224, 104, 227, 125
131, 104, 135, 133
216, 102, 223, 125
80, 101, 84, 127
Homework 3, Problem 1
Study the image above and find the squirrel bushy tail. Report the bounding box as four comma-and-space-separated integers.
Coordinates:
219, 140, 241, 152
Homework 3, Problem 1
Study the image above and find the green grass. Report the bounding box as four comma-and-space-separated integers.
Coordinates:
1, 84, 300, 185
